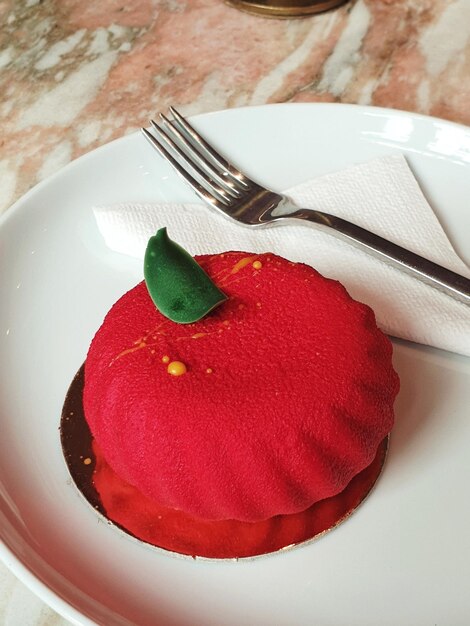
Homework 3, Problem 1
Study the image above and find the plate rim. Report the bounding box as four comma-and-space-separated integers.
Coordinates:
2, 100, 470, 229
1, 101, 469, 626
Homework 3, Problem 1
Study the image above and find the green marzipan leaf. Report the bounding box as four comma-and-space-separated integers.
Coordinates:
144, 228, 227, 324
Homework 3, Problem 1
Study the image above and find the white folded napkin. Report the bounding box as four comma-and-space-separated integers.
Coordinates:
93, 154, 470, 356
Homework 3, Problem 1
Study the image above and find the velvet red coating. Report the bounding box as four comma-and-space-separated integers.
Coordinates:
83, 252, 399, 522
91, 438, 389, 559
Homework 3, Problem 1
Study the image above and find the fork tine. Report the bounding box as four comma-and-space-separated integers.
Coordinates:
148, 120, 234, 206
169, 107, 252, 189
159, 113, 243, 199
141, 128, 229, 209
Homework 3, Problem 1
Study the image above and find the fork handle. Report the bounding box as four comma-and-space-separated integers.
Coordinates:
287, 209, 470, 306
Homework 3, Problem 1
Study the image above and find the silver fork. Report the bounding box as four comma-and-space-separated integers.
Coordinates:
142, 107, 470, 305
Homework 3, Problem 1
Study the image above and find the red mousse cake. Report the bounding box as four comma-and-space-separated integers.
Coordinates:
83, 244, 399, 528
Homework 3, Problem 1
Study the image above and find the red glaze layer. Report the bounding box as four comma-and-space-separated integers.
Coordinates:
84, 252, 399, 522
92, 438, 388, 559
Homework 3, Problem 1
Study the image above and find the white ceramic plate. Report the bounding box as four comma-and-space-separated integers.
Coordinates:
1, 103, 469, 626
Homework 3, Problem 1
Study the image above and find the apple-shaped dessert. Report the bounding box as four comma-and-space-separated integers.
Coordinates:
82, 229, 399, 525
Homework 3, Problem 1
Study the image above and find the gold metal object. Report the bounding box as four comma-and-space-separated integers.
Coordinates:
225, 0, 350, 17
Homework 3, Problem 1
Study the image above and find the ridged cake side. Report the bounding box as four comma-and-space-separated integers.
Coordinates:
83, 252, 399, 522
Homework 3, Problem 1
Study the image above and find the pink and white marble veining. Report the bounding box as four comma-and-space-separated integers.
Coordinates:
1, 0, 470, 623
1, 0, 470, 215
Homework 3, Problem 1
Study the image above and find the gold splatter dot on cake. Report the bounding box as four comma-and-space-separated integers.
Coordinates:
167, 361, 187, 376
83, 457, 92, 465
206, 368, 213, 374
256, 302, 262, 308
253, 260, 262, 270
162, 355, 170, 364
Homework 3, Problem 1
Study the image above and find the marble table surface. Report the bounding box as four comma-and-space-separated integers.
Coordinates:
1, 0, 469, 623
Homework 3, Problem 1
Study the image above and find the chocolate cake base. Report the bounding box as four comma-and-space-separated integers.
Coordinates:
61, 366, 389, 559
